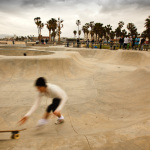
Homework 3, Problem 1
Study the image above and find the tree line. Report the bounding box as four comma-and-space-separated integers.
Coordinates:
73, 16, 150, 43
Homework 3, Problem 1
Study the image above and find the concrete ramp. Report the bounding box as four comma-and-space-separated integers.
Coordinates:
0, 48, 150, 150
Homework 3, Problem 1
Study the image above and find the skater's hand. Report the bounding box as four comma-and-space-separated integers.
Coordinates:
18, 116, 28, 126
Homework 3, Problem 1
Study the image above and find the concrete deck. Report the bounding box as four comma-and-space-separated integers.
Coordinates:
0, 46, 150, 150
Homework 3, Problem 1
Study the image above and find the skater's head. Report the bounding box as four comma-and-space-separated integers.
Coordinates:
35, 77, 47, 92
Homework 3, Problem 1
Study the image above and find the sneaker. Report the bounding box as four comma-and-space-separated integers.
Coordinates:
37, 119, 48, 127
55, 119, 64, 125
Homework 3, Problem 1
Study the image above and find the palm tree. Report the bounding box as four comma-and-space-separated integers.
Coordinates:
115, 21, 124, 39
34, 17, 44, 42
51, 19, 57, 42
115, 27, 121, 39
89, 21, 95, 39
82, 23, 90, 41
57, 17, 63, 42
46, 20, 52, 42
128, 32, 131, 36
122, 29, 127, 37
82, 25, 88, 40
51, 31, 57, 42
79, 30, 81, 38
110, 31, 115, 39
127, 23, 138, 37
102, 27, 107, 40
105, 24, 112, 43
144, 16, 150, 43
76, 20, 81, 39
39, 23, 44, 35
73, 30, 77, 38
85, 23, 90, 39
90, 30, 94, 40
82, 26, 87, 39
46, 18, 57, 42
93, 23, 103, 41
118, 21, 124, 29
105, 24, 112, 36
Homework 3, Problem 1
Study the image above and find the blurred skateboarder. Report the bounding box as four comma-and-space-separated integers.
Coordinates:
19, 77, 68, 126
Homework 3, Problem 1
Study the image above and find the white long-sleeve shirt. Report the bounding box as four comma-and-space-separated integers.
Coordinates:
25, 83, 68, 117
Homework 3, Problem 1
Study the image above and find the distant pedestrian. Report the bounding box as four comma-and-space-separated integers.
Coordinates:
67, 41, 69, 47
41, 39, 44, 44
139, 37, 145, 51
86, 39, 90, 48
99, 38, 103, 49
12, 40, 15, 45
135, 36, 140, 50
123, 36, 129, 50
110, 39, 114, 50
45, 39, 48, 44
132, 35, 136, 50
128, 36, 132, 49
119, 36, 124, 49
77, 38, 80, 48
91, 39, 94, 48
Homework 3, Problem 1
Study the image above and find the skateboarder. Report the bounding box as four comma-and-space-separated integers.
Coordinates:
19, 77, 68, 126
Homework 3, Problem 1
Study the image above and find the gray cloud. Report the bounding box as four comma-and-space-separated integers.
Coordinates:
98, 0, 150, 12
0, 0, 66, 9
21, 0, 51, 7
0, 0, 150, 9
0, 0, 20, 5
0, 0, 149, 37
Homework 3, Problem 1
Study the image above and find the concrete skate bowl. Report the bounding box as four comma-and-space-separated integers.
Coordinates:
0, 49, 150, 150
0, 49, 54, 56
66, 49, 150, 65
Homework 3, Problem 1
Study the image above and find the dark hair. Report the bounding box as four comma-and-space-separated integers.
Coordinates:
35, 77, 47, 87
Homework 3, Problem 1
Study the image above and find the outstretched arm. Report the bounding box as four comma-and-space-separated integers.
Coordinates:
24, 97, 41, 117
18, 96, 41, 125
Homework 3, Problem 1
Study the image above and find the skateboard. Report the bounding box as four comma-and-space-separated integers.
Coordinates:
0, 128, 26, 139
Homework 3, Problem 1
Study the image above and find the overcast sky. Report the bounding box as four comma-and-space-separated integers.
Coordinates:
0, 0, 149, 38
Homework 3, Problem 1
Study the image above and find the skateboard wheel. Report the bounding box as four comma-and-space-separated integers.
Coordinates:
11, 134, 20, 139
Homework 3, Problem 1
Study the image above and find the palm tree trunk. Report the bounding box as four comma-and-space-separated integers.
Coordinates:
53, 36, 55, 42
87, 32, 88, 40
38, 27, 40, 42
49, 30, 51, 43
78, 25, 79, 39
39, 28, 41, 43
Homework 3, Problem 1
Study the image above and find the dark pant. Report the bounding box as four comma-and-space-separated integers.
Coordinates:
46, 98, 61, 113
120, 43, 123, 49
132, 43, 135, 49
124, 43, 127, 49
